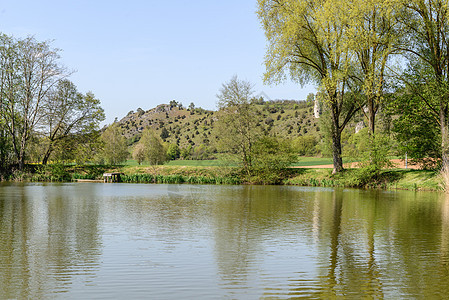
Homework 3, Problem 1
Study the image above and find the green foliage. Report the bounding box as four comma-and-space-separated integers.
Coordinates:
180, 145, 193, 160
249, 136, 297, 184
120, 173, 241, 185
215, 75, 262, 174
101, 124, 129, 165
40, 80, 105, 164
387, 91, 440, 168
32, 164, 71, 182
132, 143, 146, 165
166, 143, 181, 160
345, 129, 393, 170
0, 34, 69, 169
139, 127, 166, 165
160, 127, 169, 140
293, 135, 318, 156
190, 144, 211, 160
73, 131, 104, 164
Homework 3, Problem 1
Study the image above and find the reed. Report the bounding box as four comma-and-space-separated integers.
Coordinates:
120, 173, 240, 185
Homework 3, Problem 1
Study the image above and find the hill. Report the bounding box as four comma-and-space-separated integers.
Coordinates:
115, 99, 324, 150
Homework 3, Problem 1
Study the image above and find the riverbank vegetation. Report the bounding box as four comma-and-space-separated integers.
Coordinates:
2, 0, 449, 191
4, 162, 442, 191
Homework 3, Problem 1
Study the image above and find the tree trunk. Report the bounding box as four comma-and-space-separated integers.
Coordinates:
42, 149, 51, 165
18, 147, 25, 170
368, 96, 376, 135
331, 125, 343, 174
331, 103, 343, 174
440, 107, 449, 164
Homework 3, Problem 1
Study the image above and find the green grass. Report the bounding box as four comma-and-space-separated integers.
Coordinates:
284, 168, 442, 191
124, 159, 235, 167
127, 157, 337, 168
387, 169, 441, 191
10, 161, 443, 191
165, 160, 235, 167
292, 157, 334, 166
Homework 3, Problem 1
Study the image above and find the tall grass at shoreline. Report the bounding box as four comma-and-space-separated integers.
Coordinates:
120, 174, 241, 185
2, 160, 444, 191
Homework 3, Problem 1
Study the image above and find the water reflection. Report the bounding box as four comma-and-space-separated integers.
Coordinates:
1, 183, 449, 298
0, 183, 102, 299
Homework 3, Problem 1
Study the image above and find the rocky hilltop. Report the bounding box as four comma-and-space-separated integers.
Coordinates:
114, 100, 338, 151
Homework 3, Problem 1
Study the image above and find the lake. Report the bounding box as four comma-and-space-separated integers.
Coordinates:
1, 183, 448, 299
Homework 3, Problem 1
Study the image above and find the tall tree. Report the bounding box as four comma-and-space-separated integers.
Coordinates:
257, 0, 359, 173
1, 36, 67, 169
101, 124, 128, 165
345, 0, 401, 134
397, 0, 449, 163
132, 142, 146, 165
139, 127, 166, 165
0, 34, 15, 170
215, 75, 262, 175
40, 80, 105, 164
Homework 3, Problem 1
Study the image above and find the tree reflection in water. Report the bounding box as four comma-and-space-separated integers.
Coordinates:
0, 183, 102, 299
0, 183, 449, 298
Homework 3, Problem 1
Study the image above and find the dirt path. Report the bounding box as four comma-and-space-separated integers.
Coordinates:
293, 159, 420, 169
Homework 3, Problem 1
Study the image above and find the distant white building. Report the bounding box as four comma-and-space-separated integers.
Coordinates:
314, 97, 321, 118
355, 121, 365, 134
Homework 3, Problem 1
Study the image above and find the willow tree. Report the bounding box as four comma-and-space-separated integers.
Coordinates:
345, 0, 402, 134
257, 0, 359, 173
397, 0, 449, 163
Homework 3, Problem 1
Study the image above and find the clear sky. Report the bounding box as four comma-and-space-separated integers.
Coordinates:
1, 1, 315, 124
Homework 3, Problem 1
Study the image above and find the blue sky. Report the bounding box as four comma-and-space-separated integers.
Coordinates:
1, 1, 315, 124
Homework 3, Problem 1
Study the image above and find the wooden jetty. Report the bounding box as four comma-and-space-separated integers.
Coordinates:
103, 172, 124, 183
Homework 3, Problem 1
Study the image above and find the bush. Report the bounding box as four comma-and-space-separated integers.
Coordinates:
32, 164, 71, 182
293, 135, 318, 156
249, 136, 297, 184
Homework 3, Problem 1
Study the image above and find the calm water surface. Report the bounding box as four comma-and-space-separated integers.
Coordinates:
1, 183, 449, 299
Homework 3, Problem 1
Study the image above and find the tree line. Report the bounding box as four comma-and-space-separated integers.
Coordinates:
257, 0, 449, 173
3, 0, 448, 182
0, 34, 104, 174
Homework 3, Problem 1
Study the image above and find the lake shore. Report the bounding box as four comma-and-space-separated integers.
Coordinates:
3, 160, 443, 192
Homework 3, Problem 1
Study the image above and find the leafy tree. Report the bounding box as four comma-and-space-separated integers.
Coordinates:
166, 143, 180, 160
387, 89, 440, 168
132, 143, 146, 165
40, 80, 105, 164
251, 136, 297, 184
0, 35, 68, 169
73, 131, 103, 164
343, 0, 401, 134
139, 127, 166, 165
397, 0, 449, 163
306, 93, 315, 104
257, 0, 360, 173
294, 135, 318, 156
215, 76, 262, 175
180, 145, 192, 160
101, 124, 128, 165
160, 127, 169, 141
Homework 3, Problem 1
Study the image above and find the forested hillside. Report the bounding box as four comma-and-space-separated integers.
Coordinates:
115, 99, 323, 157
111, 96, 388, 162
